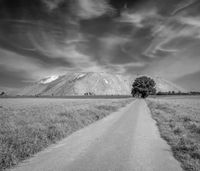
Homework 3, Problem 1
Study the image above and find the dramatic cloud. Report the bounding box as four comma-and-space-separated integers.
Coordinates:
0, 0, 200, 90
171, 0, 197, 15
118, 8, 158, 28
73, 0, 115, 19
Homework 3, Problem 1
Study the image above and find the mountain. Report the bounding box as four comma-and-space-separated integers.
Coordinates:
153, 77, 185, 93
18, 72, 131, 96
15, 72, 185, 96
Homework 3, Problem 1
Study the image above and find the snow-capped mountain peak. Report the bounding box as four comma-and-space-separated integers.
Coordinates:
40, 75, 59, 84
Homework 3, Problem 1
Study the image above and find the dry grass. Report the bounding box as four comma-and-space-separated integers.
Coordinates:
0, 98, 133, 170
147, 97, 200, 171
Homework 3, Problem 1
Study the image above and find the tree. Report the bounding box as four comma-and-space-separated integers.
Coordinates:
131, 76, 156, 98
0, 92, 5, 96
84, 92, 95, 96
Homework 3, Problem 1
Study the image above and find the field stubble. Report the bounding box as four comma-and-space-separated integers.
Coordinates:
147, 97, 200, 171
0, 98, 133, 170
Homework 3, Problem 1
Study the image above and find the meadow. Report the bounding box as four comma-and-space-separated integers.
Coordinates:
147, 96, 200, 171
0, 98, 133, 170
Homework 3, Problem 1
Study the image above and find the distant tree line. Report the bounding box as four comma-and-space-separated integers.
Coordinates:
156, 91, 200, 96
156, 91, 182, 95
189, 91, 200, 95
84, 92, 95, 96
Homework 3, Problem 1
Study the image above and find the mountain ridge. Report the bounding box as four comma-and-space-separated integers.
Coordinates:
12, 72, 185, 96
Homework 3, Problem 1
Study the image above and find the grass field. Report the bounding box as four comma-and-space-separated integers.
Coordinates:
0, 98, 133, 170
147, 96, 200, 171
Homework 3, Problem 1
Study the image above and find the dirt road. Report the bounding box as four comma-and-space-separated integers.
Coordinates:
10, 99, 182, 171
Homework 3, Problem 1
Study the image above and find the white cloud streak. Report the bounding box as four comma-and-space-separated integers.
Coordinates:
144, 17, 200, 58
74, 0, 115, 19
172, 0, 197, 15
42, 0, 64, 10
118, 9, 158, 28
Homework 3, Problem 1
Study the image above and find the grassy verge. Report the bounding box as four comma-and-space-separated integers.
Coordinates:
147, 98, 200, 171
0, 98, 133, 170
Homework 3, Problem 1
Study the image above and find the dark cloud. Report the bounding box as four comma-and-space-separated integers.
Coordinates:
0, 33, 72, 68
80, 17, 117, 36
0, 65, 32, 87
0, 0, 47, 20
109, 0, 150, 13
110, 46, 134, 64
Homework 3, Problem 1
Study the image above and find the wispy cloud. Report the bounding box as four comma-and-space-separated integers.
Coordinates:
180, 16, 200, 27
144, 15, 200, 58
143, 46, 200, 81
1, 0, 200, 89
118, 9, 158, 28
118, 12, 144, 27
171, 0, 197, 15
0, 48, 60, 81
42, 0, 64, 11
73, 0, 115, 19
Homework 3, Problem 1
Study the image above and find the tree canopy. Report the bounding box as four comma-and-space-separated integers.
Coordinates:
131, 76, 156, 98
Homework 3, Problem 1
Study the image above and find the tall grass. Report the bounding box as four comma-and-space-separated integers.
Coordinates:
0, 98, 132, 170
147, 98, 200, 171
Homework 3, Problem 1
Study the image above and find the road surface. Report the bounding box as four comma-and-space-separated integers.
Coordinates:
10, 100, 182, 171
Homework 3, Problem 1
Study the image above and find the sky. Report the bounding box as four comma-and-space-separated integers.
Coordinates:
0, 0, 200, 91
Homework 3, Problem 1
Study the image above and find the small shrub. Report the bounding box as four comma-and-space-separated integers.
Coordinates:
182, 116, 192, 122
173, 126, 182, 135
